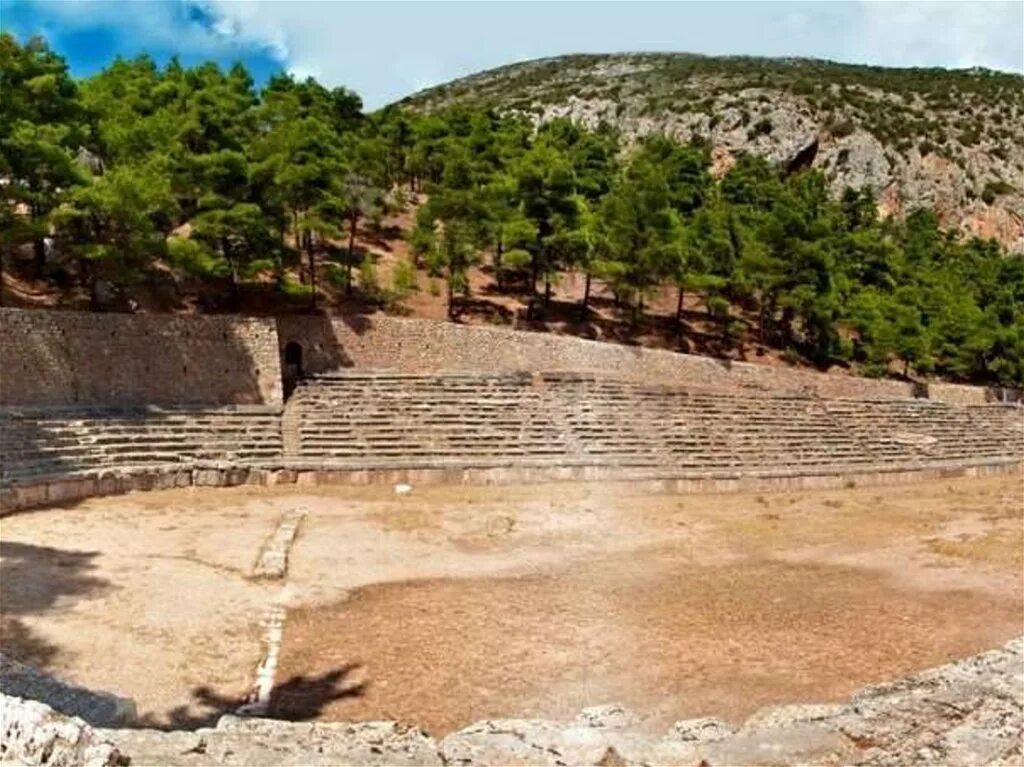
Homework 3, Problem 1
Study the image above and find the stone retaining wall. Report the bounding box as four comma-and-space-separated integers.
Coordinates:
277, 314, 1016, 403
2, 308, 1014, 407
0, 309, 282, 407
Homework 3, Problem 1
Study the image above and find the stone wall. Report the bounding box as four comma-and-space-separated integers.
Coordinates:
278, 314, 1006, 403
0, 308, 1010, 408
0, 309, 282, 407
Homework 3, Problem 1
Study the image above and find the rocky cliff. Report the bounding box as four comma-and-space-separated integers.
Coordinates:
400, 54, 1024, 252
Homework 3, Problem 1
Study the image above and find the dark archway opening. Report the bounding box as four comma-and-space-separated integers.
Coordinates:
283, 341, 304, 399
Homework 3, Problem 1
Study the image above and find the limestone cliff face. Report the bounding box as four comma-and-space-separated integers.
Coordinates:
401, 54, 1024, 252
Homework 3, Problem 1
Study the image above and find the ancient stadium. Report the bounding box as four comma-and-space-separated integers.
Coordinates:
0, 306, 1020, 766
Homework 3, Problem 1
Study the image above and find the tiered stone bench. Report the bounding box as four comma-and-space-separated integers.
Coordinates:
1, 406, 283, 510
288, 372, 1023, 476
2, 372, 1021, 513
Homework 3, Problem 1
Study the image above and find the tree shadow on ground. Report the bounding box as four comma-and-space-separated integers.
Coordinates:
0, 541, 111, 615
0, 617, 59, 668
0, 541, 112, 670
451, 297, 516, 325
136, 664, 368, 730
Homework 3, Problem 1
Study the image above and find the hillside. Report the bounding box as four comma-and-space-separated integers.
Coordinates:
400, 53, 1024, 252
3, 34, 1023, 387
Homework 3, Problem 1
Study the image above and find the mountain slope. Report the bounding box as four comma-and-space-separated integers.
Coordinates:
400, 53, 1024, 251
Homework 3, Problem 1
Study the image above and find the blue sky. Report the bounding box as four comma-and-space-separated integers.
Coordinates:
2, 1, 1022, 109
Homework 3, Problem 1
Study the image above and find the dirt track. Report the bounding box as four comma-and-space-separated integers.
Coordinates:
1, 473, 1021, 731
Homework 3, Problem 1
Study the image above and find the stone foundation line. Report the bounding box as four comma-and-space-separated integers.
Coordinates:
238, 604, 286, 717
239, 508, 306, 716
252, 508, 306, 579
3, 458, 1021, 516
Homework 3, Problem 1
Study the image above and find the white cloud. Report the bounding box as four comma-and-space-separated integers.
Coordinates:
18, 0, 259, 59
850, 1, 1023, 73
12, 0, 1022, 109
196, 0, 1024, 108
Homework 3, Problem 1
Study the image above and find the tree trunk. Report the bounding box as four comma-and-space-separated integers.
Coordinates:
222, 237, 238, 293
33, 237, 46, 273
494, 241, 504, 291
347, 213, 359, 297
81, 258, 99, 312
580, 272, 592, 320
781, 306, 795, 346
675, 285, 685, 326
307, 243, 318, 312
446, 270, 456, 321
530, 250, 540, 297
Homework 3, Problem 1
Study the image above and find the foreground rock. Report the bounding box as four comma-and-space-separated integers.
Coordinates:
4, 638, 1020, 766
0, 694, 122, 766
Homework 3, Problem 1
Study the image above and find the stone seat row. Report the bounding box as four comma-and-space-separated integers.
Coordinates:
3, 373, 1021, 494
1, 408, 283, 486
286, 373, 1022, 473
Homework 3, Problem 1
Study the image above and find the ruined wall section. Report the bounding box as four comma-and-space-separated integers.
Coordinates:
0, 309, 282, 407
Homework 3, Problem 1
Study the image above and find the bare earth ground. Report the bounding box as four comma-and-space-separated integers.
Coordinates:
1, 473, 1021, 734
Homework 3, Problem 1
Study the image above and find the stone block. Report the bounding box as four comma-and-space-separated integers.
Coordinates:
699, 722, 856, 766
194, 469, 226, 487
46, 478, 92, 505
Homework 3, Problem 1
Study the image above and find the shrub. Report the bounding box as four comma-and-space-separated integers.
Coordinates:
981, 180, 1015, 204
359, 255, 380, 299
390, 257, 418, 298
827, 119, 856, 138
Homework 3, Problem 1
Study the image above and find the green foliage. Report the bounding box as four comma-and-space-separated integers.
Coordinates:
358, 254, 380, 300
2, 32, 1021, 386
390, 257, 418, 298
279, 274, 313, 300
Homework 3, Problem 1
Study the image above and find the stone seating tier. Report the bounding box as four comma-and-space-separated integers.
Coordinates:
287, 373, 1023, 473
2, 373, 1021, 505
0, 407, 283, 486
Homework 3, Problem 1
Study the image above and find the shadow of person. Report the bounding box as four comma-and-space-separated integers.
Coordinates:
137, 664, 368, 730
268, 663, 368, 720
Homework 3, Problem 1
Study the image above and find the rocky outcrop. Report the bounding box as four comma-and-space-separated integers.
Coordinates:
401, 54, 1024, 252
0, 694, 122, 767
17, 636, 1003, 766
